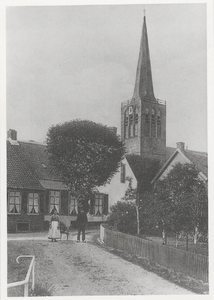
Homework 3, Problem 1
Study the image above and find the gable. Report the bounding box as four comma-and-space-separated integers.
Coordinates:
158, 151, 190, 181
152, 147, 208, 183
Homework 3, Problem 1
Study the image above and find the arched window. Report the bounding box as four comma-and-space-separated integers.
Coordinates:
157, 111, 161, 138
151, 109, 156, 137
129, 107, 134, 138
145, 108, 150, 136
124, 109, 129, 139
124, 105, 139, 139
134, 107, 138, 136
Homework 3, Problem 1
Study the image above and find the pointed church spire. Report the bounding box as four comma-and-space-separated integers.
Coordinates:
133, 15, 155, 101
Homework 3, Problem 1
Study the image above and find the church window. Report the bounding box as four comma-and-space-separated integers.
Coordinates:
124, 110, 129, 139
157, 111, 161, 138
129, 113, 134, 137
151, 109, 156, 137
145, 108, 150, 136
134, 107, 138, 136
124, 105, 139, 138
8, 191, 21, 214
28, 193, 39, 214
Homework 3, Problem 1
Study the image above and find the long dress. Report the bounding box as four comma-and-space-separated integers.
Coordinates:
48, 215, 60, 240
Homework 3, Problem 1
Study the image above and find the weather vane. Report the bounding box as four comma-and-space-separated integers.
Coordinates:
143, 8, 146, 17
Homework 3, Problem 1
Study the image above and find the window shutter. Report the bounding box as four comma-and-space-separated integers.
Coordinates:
89, 196, 95, 215
103, 194, 109, 215
45, 191, 49, 214
120, 163, 126, 183
61, 190, 68, 215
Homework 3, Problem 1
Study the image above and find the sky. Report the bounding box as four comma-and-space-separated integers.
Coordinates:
6, 3, 208, 152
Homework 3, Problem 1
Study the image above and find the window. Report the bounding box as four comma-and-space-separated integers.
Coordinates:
145, 108, 150, 136
69, 196, 78, 216
134, 107, 138, 136
157, 111, 161, 138
120, 163, 126, 183
49, 191, 60, 214
17, 222, 30, 232
129, 114, 134, 137
90, 193, 109, 215
94, 194, 103, 216
151, 109, 156, 137
124, 110, 129, 139
8, 191, 21, 214
124, 105, 138, 139
28, 193, 39, 214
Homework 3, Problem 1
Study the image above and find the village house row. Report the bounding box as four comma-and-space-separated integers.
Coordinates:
7, 16, 207, 232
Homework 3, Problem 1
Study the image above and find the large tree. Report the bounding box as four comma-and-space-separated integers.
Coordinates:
153, 163, 208, 246
46, 120, 125, 209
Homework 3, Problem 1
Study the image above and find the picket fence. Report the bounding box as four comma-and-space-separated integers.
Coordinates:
100, 225, 208, 283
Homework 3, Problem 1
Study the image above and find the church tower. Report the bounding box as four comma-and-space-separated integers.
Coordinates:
121, 15, 166, 164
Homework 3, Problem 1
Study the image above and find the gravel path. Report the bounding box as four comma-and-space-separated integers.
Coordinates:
8, 231, 194, 296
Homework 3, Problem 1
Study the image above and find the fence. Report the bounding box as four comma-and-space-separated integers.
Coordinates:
7, 255, 35, 297
100, 225, 208, 283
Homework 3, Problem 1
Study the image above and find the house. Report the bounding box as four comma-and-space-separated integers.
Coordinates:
151, 142, 208, 184
7, 129, 137, 232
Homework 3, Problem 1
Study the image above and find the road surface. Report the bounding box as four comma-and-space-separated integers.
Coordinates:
8, 231, 194, 296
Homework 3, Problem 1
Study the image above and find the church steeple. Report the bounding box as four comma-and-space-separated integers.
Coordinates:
121, 13, 166, 165
133, 15, 155, 101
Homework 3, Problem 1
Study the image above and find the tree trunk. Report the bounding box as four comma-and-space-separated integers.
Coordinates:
175, 233, 178, 248
162, 229, 167, 245
193, 226, 198, 244
136, 203, 140, 235
186, 234, 189, 251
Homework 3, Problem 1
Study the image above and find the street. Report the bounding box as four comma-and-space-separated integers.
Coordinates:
8, 231, 194, 296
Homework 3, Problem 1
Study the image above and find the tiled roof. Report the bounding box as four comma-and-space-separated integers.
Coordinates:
18, 141, 59, 180
166, 147, 207, 177
7, 138, 208, 190
7, 141, 44, 190
183, 149, 208, 177
126, 146, 208, 183
166, 147, 176, 160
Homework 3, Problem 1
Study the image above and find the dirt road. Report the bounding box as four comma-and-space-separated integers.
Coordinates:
8, 231, 194, 296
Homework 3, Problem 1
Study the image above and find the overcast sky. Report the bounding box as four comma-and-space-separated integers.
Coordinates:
6, 3, 207, 151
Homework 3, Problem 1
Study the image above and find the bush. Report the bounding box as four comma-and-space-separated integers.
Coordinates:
107, 201, 137, 235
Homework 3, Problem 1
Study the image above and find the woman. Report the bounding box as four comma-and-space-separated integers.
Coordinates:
48, 210, 60, 242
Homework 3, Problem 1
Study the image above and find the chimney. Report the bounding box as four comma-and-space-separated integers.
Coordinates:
176, 142, 185, 152
108, 127, 117, 135
7, 129, 17, 140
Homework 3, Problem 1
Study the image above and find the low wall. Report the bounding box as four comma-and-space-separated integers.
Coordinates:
100, 225, 208, 283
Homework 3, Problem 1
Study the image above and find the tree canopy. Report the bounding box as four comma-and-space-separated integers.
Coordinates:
126, 154, 160, 193
153, 163, 208, 239
46, 120, 125, 203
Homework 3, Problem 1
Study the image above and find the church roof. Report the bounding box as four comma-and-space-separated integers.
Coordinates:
133, 16, 156, 101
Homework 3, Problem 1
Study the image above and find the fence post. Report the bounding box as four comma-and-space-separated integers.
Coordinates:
24, 283, 28, 297
32, 259, 35, 292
